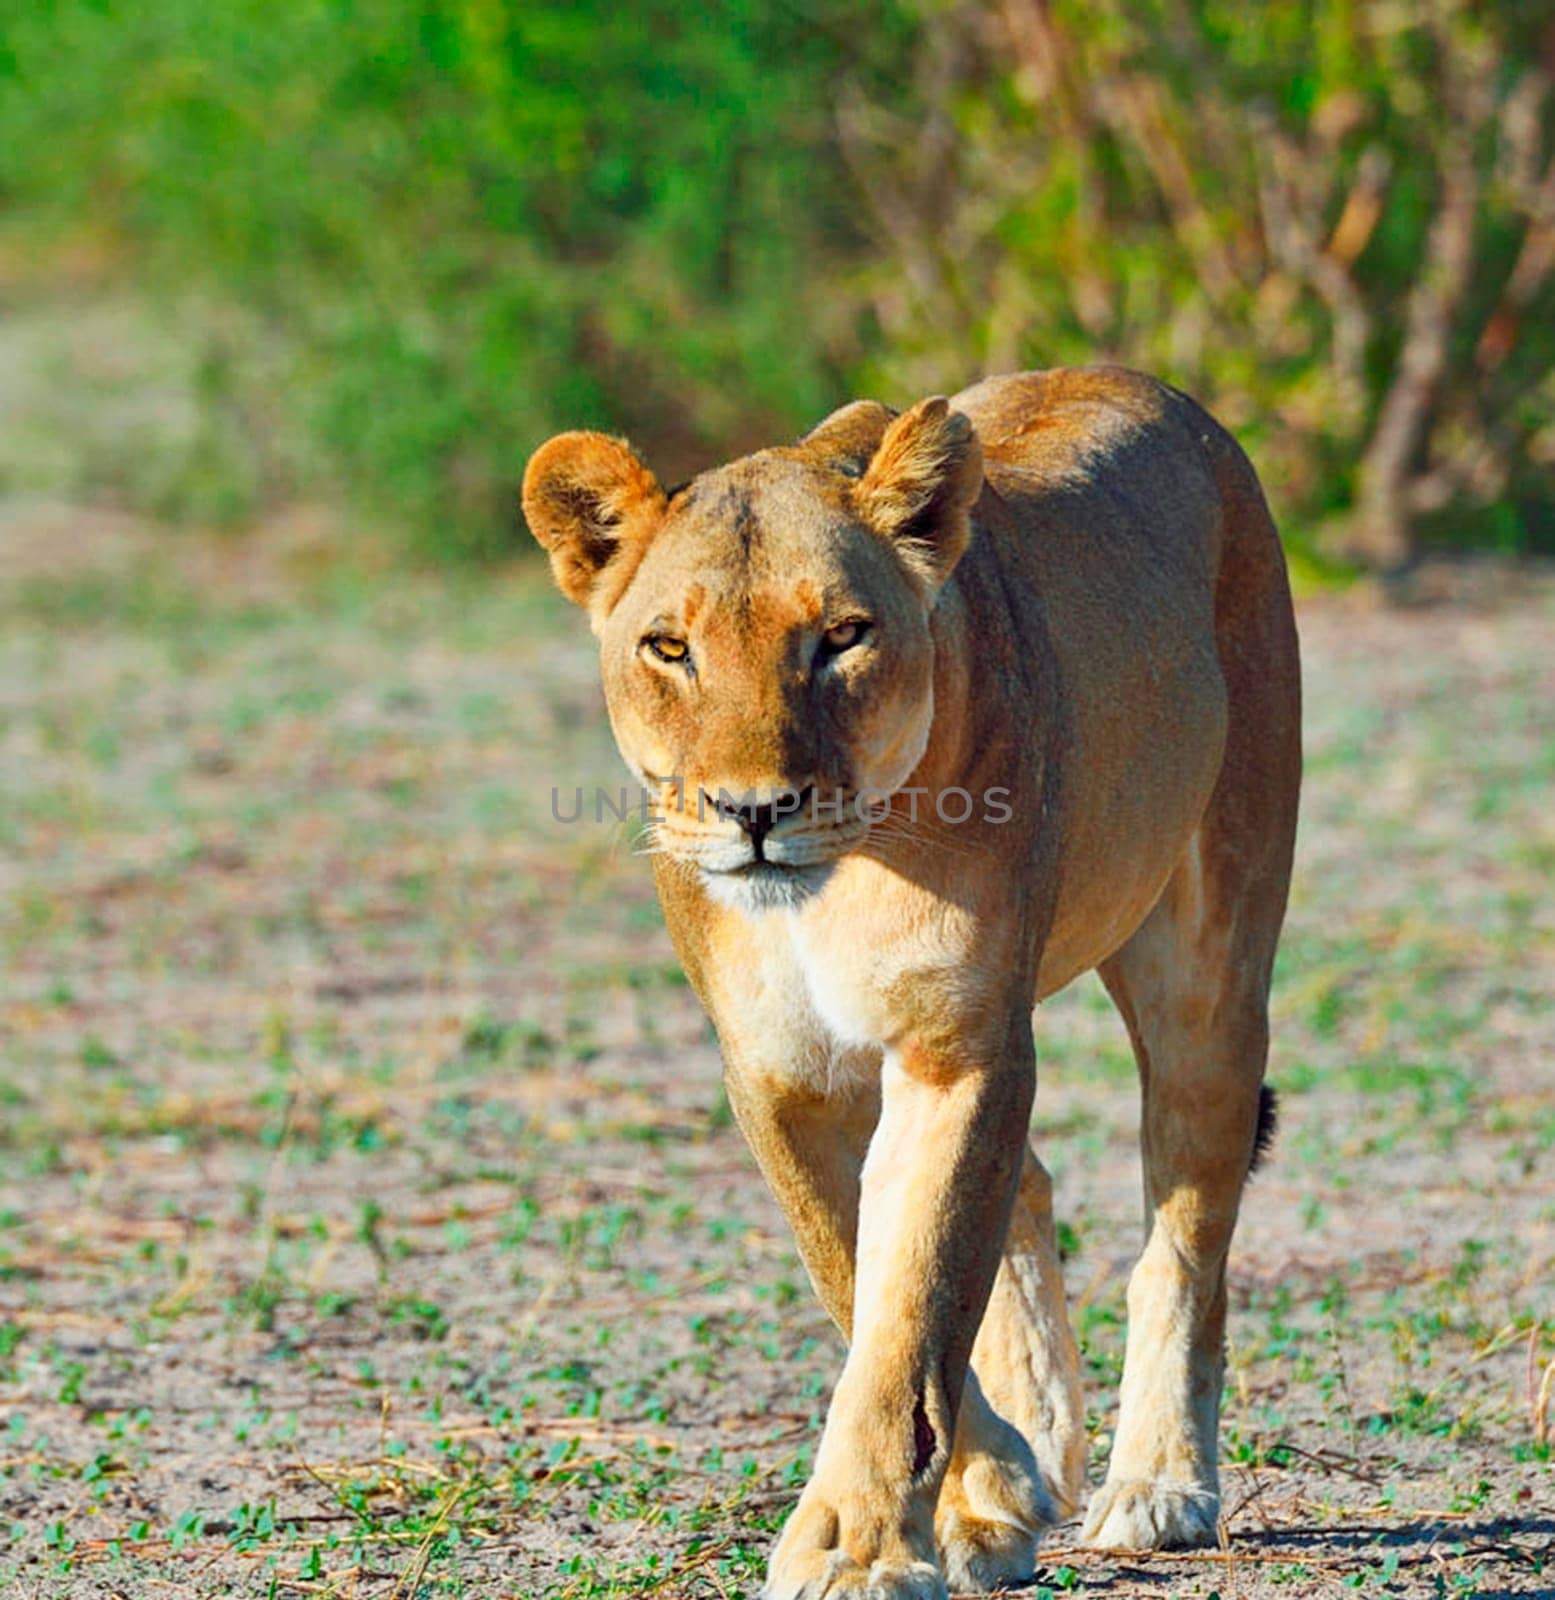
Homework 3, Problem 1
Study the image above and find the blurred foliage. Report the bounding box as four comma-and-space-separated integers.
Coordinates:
1, 0, 1553, 564
0, 0, 914, 556
849, 0, 1555, 565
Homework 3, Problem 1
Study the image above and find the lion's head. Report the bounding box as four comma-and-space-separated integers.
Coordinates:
522, 397, 982, 912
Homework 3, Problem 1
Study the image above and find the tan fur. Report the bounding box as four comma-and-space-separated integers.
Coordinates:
523, 430, 666, 613
523, 368, 1301, 1597
853, 398, 981, 586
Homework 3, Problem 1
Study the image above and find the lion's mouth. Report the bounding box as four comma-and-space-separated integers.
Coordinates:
725, 858, 814, 881
655, 817, 865, 875
702, 858, 834, 911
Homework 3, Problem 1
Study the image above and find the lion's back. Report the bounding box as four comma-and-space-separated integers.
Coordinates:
952, 366, 1209, 474
953, 366, 1276, 605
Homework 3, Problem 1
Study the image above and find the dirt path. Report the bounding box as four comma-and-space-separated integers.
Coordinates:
1, 512, 1551, 1596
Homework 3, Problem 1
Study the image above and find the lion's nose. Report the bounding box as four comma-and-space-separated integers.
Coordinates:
704, 786, 814, 853
719, 797, 777, 844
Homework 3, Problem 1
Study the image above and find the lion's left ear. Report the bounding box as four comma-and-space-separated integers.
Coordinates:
521, 431, 666, 611
854, 397, 982, 589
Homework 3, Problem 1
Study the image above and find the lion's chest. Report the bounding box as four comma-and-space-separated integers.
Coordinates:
779, 856, 984, 1055
785, 917, 886, 1050
701, 856, 998, 1086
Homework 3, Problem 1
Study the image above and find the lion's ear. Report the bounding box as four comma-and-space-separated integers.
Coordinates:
854, 397, 982, 588
521, 431, 666, 609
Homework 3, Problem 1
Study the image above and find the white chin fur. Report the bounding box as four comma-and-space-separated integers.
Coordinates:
702, 862, 833, 914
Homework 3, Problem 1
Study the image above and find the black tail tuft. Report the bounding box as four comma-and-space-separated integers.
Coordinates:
1250, 1084, 1278, 1173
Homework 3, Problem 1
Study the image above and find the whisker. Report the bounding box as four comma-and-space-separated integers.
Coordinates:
865, 817, 985, 860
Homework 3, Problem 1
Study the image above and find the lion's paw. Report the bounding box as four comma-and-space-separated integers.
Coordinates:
1081, 1477, 1219, 1550
935, 1505, 1037, 1593
764, 1488, 945, 1600
936, 1440, 1057, 1592
761, 1547, 946, 1600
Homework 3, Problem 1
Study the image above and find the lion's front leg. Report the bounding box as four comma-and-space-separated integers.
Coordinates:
936, 1148, 1084, 1591
726, 1047, 1063, 1595
764, 1028, 1033, 1600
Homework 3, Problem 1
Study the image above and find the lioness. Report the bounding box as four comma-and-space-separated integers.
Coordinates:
523, 368, 1300, 1598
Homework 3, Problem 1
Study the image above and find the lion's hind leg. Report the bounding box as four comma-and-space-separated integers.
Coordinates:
1083, 832, 1284, 1548
1083, 443, 1299, 1551
1084, 687, 1296, 1550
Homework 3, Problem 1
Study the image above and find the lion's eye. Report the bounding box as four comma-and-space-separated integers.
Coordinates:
644, 635, 690, 665
822, 619, 868, 654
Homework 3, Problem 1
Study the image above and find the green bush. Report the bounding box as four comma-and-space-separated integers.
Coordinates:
3, 1, 1551, 565
0, 0, 915, 557
844, 0, 1555, 566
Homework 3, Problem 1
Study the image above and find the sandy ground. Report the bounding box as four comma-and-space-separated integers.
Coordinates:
0, 507, 1551, 1597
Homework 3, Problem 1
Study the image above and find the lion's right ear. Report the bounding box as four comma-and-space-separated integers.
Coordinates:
521, 432, 666, 610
